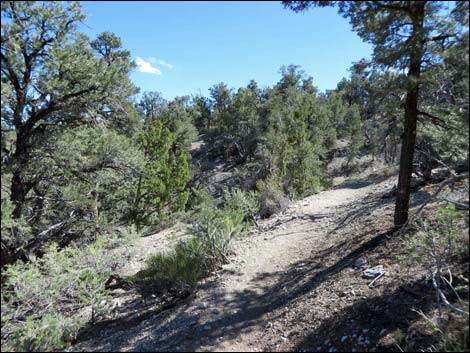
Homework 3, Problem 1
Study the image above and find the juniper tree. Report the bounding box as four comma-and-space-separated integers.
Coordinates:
134, 121, 190, 227
191, 94, 212, 133
136, 91, 167, 129
346, 104, 364, 168
156, 96, 199, 152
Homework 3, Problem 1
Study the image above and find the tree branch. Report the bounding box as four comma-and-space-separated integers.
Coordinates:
373, 1, 413, 17
417, 110, 448, 128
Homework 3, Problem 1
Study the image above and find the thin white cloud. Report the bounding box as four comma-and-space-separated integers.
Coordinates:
135, 57, 162, 75
148, 57, 157, 64
158, 59, 174, 69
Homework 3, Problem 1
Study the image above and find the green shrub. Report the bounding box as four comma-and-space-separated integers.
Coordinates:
223, 188, 260, 224
434, 317, 469, 352
1, 197, 32, 265
1, 227, 137, 352
191, 205, 246, 265
130, 237, 208, 290
402, 205, 467, 265
400, 205, 469, 351
7, 313, 82, 353
256, 178, 290, 218
186, 188, 217, 213
132, 193, 251, 291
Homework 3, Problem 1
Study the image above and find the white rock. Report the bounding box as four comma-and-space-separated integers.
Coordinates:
363, 265, 385, 279
198, 302, 208, 309
354, 258, 367, 268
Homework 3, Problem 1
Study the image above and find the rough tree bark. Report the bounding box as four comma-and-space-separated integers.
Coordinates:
394, 2, 425, 227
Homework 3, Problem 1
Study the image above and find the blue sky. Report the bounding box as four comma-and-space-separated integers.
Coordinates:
80, 1, 372, 100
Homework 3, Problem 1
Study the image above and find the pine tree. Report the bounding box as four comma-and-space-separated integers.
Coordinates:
1, 1, 137, 219
284, 1, 464, 226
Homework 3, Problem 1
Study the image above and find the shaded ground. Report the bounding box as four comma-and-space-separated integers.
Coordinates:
73, 174, 467, 352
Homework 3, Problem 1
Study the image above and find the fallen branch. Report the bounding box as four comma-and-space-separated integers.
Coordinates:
250, 214, 260, 228
440, 272, 463, 303
368, 271, 385, 288
432, 270, 469, 317
435, 197, 469, 210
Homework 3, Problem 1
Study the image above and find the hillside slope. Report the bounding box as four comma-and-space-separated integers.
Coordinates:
73, 173, 467, 352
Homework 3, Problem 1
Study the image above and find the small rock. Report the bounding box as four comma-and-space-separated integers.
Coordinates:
203, 324, 211, 330
379, 329, 387, 336
281, 336, 288, 342
341, 336, 348, 342
354, 258, 367, 268
323, 339, 330, 345
264, 236, 268, 240
362, 329, 369, 333
198, 302, 208, 309
329, 347, 337, 352
363, 265, 385, 279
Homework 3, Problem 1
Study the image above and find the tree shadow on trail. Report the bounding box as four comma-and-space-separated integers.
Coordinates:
333, 173, 393, 191
75, 225, 398, 352
289, 277, 437, 352
74, 184, 434, 352
329, 188, 430, 236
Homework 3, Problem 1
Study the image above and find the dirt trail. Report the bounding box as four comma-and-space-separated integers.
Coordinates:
74, 176, 402, 352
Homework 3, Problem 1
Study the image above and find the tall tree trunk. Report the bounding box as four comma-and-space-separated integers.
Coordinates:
394, 4, 425, 228
394, 75, 419, 227
133, 175, 143, 229
11, 128, 32, 219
